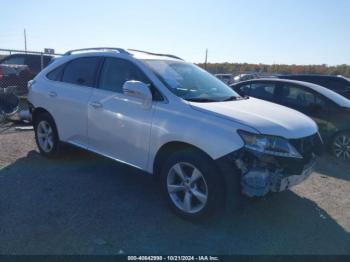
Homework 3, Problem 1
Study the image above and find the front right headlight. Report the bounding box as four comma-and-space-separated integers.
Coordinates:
238, 130, 302, 159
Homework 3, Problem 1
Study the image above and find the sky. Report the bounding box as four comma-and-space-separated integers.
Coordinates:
0, 0, 349, 65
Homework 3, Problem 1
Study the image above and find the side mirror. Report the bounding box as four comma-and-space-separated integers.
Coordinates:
122, 80, 153, 108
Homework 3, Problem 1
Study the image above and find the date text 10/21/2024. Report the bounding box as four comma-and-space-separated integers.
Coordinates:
127, 256, 220, 261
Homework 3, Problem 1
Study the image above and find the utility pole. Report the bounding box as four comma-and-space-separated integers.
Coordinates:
204, 48, 208, 70
24, 29, 27, 52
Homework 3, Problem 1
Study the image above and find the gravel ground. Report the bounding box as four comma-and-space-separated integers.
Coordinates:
0, 124, 349, 255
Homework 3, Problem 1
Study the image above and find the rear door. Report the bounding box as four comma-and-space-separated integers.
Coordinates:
45, 56, 102, 147
277, 83, 331, 137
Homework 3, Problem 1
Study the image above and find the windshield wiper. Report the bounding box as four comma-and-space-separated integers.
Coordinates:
222, 96, 249, 101
222, 96, 238, 101
186, 98, 218, 102
186, 96, 248, 103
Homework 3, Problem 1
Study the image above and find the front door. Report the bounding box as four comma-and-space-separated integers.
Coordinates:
87, 57, 155, 169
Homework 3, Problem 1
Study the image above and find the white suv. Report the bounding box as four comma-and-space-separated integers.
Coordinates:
28, 48, 323, 220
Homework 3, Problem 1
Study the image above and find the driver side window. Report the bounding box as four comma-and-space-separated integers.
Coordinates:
99, 58, 144, 93
98, 58, 163, 100
249, 82, 276, 101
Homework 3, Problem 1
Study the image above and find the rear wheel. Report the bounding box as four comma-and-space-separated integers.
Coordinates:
160, 149, 225, 220
331, 132, 350, 161
34, 113, 60, 157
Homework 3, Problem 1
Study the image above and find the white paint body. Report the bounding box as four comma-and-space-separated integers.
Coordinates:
28, 51, 318, 173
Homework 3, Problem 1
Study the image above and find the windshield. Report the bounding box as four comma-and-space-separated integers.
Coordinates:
142, 59, 240, 102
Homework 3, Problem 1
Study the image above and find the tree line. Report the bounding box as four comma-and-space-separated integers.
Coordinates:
1, 53, 349, 77
197, 63, 350, 77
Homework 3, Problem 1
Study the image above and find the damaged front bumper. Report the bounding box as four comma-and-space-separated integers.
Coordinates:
237, 154, 316, 197
216, 133, 322, 198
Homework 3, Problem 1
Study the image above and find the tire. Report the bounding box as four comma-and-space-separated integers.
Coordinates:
331, 131, 350, 161
34, 112, 61, 157
0, 110, 6, 123
160, 149, 225, 220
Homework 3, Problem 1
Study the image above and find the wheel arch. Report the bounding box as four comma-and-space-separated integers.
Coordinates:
329, 129, 350, 160
329, 129, 350, 145
152, 141, 216, 178
31, 107, 59, 140
32, 107, 52, 124
152, 141, 239, 211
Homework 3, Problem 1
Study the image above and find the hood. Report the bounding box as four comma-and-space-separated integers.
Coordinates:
189, 97, 318, 139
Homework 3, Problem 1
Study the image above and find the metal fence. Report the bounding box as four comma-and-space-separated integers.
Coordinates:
0, 48, 61, 123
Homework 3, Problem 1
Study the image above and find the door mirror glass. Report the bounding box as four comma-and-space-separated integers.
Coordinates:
122, 80, 153, 108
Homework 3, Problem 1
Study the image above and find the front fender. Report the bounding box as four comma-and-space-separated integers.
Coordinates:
146, 102, 255, 173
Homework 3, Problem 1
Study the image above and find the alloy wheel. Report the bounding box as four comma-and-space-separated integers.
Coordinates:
333, 135, 350, 160
167, 162, 208, 214
37, 120, 54, 153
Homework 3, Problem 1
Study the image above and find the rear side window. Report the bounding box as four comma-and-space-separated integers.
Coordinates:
62, 57, 101, 87
1, 56, 25, 65
25, 56, 41, 74
281, 84, 316, 108
46, 64, 65, 81
43, 56, 52, 67
304, 77, 327, 87
325, 78, 349, 92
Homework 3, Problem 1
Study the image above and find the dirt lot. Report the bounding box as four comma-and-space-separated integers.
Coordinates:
0, 122, 349, 255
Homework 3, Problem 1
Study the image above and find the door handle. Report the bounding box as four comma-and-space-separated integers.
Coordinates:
49, 91, 57, 98
89, 101, 103, 109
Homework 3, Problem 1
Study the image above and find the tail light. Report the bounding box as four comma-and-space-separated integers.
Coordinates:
27, 79, 35, 91
0, 67, 3, 81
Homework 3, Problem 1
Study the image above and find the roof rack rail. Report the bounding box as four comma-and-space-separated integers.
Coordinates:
128, 49, 183, 60
64, 47, 130, 56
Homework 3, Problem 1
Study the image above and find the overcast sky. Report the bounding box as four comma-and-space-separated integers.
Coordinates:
0, 0, 349, 65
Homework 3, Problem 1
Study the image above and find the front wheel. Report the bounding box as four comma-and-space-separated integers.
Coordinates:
160, 150, 225, 220
331, 132, 350, 161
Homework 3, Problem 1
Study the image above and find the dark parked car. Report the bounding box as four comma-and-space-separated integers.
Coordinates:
0, 54, 53, 121
0, 54, 53, 75
231, 79, 350, 160
278, 74, 350, 99
0, 54, 53, 94
0, 64, 31, 94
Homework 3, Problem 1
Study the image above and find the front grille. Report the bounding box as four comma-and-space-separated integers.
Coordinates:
289, 133, 323, 162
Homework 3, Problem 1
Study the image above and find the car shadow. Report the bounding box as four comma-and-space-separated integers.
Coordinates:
0, 148, 349, 255
315, 154, 350, 182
